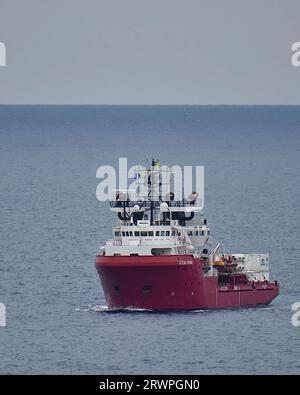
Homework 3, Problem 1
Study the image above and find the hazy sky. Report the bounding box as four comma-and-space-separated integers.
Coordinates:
0, 0, 300, 104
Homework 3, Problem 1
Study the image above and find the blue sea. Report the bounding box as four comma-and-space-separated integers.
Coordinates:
0, 105, 300, 374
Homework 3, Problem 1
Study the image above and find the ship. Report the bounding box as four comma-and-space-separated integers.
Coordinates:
95, 159, 279, 311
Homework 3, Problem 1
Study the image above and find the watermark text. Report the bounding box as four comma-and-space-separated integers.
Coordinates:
0, 303, 6, 327
0, 42, 6, 67
96, 158, 204, 203
291, 42, 300, 67
291, 302, 300, 327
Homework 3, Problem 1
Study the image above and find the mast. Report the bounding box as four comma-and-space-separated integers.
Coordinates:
149, 158, 160, 225
150, 158, 155, 225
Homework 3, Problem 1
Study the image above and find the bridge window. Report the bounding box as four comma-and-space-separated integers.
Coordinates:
161, 231, 165, 236
201, 231, 204, 236
172, 231, 175, 236
126, 231, 130, 236
129, 231, 133, 236
156, 231, 160, 236
148, 231, 154, 236
188, 231, 193, 236
166, 231, 170, 236
115, 231, 120, 236
141, 231, 147, 236
134, 231, 140, 236
122, 231, 126, 236
195, 231, 199, 236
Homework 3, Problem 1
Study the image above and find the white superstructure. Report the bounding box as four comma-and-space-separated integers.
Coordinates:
100, 158, 270, 282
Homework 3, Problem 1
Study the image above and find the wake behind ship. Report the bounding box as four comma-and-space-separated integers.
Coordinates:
95, 159, 279, 311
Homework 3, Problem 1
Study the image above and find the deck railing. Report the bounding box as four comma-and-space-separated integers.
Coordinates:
109, 198, 202, 209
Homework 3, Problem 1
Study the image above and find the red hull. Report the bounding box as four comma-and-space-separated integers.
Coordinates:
95, 255, 279, 311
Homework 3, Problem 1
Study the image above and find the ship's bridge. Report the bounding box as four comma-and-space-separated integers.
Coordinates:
103, 223, 192, 256
101, 219, 210, 256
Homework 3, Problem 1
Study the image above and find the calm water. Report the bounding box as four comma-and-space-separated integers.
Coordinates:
0, 105, 300, 374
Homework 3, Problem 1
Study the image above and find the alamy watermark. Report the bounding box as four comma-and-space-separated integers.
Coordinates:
0, 303, 6, 327
96, 158, 204, 203
291, 302, 300, 327
291, 42, 300, 67
0, 42, 6, 67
